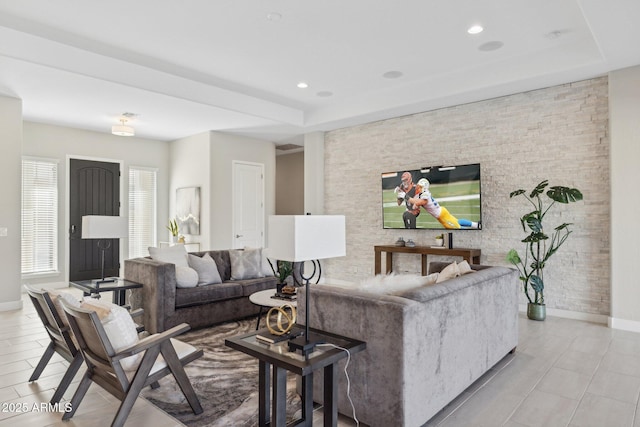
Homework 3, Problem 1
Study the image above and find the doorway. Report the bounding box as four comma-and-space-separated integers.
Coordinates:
69, 159, 121, 281
232, 161, 265, 249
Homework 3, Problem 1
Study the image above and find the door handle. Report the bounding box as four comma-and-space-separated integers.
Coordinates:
236, 234, 243, 238
71, 224, 76, 234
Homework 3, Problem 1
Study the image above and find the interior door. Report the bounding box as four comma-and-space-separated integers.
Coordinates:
232, 161, 265, 249
69, 159, 121, 281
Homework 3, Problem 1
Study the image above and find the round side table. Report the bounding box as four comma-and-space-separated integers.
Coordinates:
249, 289, 297, 330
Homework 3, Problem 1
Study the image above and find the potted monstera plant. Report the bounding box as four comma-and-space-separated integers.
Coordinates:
506, 180, 583, 321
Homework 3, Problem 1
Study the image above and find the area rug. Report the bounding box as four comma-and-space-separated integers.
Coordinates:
141, 318, 302, 426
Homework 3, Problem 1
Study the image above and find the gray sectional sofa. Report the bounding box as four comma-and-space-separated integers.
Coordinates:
300, 262, 519, 427
124, 250, 277, 333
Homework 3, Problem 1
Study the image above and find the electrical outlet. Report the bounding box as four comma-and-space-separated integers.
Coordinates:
0, 227, 7, 237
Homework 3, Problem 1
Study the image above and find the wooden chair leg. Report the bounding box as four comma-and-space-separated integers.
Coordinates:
112, 347, 160, 427
50, 353, 84, 404
62, 371, 93, 420
160, 341, 203, 415
29, 342, 55, 382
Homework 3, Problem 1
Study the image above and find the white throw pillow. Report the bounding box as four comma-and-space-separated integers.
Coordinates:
80, 298, 141, 371
246, 246, 275, 277
175, 265, 199, 288
436, 261, 460, 283
188, 253, 223, 285
356, 273, 439, 295
457, 260, 475, 275
148, 245, 189, 268
229, 248, 265, 280
48, 289, 81, 326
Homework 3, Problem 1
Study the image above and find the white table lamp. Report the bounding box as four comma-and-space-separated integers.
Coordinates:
267, 215, 346, 355
81, 215, 128, 285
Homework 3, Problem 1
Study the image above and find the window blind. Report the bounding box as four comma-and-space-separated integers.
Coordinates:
22, 158, 58, 274
128, 167, 157, 258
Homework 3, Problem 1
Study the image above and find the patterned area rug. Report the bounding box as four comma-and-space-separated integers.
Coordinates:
141, 318, 301, 426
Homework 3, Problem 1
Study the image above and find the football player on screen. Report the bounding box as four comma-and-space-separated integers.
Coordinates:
394, 171, 420, 228
408, 178, 480, 229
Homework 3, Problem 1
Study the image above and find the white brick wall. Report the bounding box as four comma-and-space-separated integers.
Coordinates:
323, 77, 610, 315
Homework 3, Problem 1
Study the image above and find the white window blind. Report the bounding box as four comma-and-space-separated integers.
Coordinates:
128, 167, 157, 258
22, 158, 58, 275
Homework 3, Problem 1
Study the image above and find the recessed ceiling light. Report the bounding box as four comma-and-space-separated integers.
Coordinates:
267, 12, 282, 21
297, 82, 309, 89
545, 30, 567, 40
382, 70, 403, 79
478, 41, 504, 52
468, 25, 484, 35
316, 91, 333, 97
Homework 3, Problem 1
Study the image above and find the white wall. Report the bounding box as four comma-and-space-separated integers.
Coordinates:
610, 65, 640, 330
210, 132, 276, 249
22, 121, 170, 288
169, 132, 210, 248
168, 131, 276, 250
0, 96, 23, 310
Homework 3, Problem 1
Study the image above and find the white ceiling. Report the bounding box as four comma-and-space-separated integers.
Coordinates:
1, 0, 638, 144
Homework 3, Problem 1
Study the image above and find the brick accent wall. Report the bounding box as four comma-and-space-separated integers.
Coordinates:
324, 77, 610, 315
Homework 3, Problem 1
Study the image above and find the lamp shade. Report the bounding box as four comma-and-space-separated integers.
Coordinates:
81, 216, 128, 239
267, 215, 346, 262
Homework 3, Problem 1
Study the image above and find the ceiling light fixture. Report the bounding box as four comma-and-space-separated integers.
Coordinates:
112, 118, 135, 136
468, 25, 484, 34
297, 82, 309, 89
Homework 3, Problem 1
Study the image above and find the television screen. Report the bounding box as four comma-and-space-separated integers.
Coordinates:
381, 163, 482, 230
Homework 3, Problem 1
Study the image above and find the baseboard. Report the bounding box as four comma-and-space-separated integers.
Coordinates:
608, 317, 640, 333
518, 304, 608, 324
0, 299, 23, 312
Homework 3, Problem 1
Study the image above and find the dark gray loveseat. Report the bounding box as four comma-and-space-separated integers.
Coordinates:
124, 250, 277, 333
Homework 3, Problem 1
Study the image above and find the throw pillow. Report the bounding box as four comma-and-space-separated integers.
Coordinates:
356, 272, 439, 295
188, 253, 223, 285
80, 298, 141, 370
148, 245, 189, 268
175, 265, 199, 288
245, 246, 275, 277
48, 289, 81, 326
436, 261, 460, 283
229, 248, 265, 280
457, 260, 475, 275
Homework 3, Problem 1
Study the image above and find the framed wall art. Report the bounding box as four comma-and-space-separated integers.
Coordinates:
176, 186, 200, 235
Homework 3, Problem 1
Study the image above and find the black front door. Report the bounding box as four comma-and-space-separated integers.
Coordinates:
69, 159, 121, 281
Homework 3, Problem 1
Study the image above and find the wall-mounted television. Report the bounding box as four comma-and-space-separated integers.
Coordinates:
382, 163, 482, 230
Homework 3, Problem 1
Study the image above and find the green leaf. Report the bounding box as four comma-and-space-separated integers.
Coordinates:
524, 215, 542, 233
510, 189, 526, 198
547, 186, 583, 204
506, 249, 521, 264
530, 275, 544, 293
529, 180, 549, 198
523, 232, 548, 243
554, 223, 573, 231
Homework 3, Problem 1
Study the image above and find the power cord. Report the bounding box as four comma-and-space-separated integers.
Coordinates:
316, 343, 359, 426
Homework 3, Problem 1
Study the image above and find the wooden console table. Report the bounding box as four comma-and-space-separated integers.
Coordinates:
374, 245, 481, 276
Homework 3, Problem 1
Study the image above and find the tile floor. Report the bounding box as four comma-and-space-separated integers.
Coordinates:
2, 290, 640, 426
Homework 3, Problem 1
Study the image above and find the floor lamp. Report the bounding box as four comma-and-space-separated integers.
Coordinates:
81, 215, 128, 286
267, 215, 346, 356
